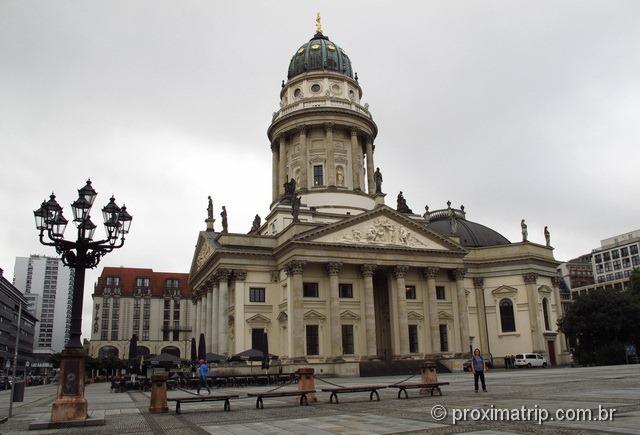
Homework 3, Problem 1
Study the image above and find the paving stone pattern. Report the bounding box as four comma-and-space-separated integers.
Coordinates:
0, 364, 638, 434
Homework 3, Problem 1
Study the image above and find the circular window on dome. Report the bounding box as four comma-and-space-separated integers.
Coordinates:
327, 44, 336, 51
311, 43, 320, 50
297, 47, 305, 54
294, 88, 303, 98
348, 89, 355, 99
311, 83, 321, 93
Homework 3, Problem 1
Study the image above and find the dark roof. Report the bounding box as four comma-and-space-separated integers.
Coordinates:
94, 267, 193, 297
427, 219, 510, 248
288, 32, 353, 79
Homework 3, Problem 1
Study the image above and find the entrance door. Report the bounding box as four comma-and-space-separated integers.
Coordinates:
373, 270, 392, 360
252, 328, 268, 353
547, 340, 556, 366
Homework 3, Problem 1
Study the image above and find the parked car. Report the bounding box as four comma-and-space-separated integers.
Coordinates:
514, 353, 547, 368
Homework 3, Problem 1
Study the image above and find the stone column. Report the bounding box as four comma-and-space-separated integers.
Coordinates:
552, 277, 568, 352
233, 270, 247, 355
286, 261, 306, 361
204, 284, 211, 350
195, 293, 201, 340
210, 279, 219, 353
350, 127, 360, 190
453, 268, 471, 354
298, 125, 308, 190
423, 267, 440, 353
200, 291, 206, 341
524, 272, 544, 352
325, 123, 335, 186
361, 264, 377, 358
326, 262, 342, 359
473, 277, 489, 354
393, 265, 410, 356
365, 138, 375, 194
278, 136, 286, 196
191, 297, 197, 340
217, 269, 231, 355
272, 143, 278, 202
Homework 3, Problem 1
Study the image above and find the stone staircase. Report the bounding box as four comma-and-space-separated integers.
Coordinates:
359, 359, 451, 377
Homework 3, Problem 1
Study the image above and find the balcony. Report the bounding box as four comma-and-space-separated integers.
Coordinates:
272, 96, 372, 122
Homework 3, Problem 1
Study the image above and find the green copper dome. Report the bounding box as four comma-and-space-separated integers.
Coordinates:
287, 32, 354, 80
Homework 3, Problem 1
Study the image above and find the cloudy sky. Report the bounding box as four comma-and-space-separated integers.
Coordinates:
1, 1, 639, 339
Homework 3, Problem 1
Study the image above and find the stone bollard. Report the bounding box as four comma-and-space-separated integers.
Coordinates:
148, 373, 169, 413
420, 361, 438, 396
296, 367, 317, 403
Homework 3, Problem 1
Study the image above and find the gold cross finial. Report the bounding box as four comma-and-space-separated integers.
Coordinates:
316, 12, 323, 34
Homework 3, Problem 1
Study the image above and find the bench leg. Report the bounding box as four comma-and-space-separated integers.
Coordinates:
224, 399, 231, 411
176, 401, 181, 414
370, 390, 380, 401
256, 397, 263, 409
330, 392, 338, 404
435, 387, 442, 396
300, 394, 308, 406
397, 388, 408, 399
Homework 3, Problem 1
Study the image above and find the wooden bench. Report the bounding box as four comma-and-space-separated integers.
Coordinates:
167, 394, 239, 414
320, 385, 388, 403
388, 382, 450, 399
247, 389, 316, 409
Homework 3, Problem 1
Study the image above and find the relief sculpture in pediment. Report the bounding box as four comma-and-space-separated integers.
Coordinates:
337, 217, 428, 248
195, 241, 213, 269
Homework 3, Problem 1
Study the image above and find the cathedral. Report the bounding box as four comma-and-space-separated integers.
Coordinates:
188, 20, 568, 373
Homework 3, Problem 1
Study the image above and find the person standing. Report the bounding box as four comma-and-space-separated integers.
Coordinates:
471, 348, 488, 392
197, 359, 211, 395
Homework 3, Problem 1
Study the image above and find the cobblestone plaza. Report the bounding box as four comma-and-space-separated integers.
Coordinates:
1, 365, 638, 434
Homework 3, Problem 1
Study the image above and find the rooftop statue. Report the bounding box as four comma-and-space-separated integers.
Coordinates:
221, 206, 228, 233
521, 219, 528, 242
374, 167, 383, 194
396, 191, 413, 214
250, 214, 261, 234
544, 226, 551, 247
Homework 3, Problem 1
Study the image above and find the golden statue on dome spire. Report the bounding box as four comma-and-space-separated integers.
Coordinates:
316, 12, 323, 34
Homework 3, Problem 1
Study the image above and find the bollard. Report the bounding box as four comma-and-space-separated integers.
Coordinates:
420, 361, 438, 396
148, 373, 169, 413
296, 367, 317, 403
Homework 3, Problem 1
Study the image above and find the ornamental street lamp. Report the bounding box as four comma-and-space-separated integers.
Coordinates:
34, 179, 132, 424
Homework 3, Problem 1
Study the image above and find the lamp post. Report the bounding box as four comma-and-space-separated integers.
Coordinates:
34, 179, 132, 423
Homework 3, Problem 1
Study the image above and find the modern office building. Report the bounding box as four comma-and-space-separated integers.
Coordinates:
570, 229, 640, 298
13, 255, 74, 354
0, 267, 37, 375
88, 267, 194, 359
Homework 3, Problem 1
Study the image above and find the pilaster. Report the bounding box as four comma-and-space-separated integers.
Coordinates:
326, 262, 343, 359
365, 138, 374, 194
523, 272, 544, 353
298, 125, 308, 190
217, 269, 231, 355
453, 268, 470, 354
472, 277, 489, 355
285, 260, 306, 361
325, 123, 336, 186
423, 267, 440, 352
350, 127, 360, 190
393, 265, 410, 356
360, 264, 377, 358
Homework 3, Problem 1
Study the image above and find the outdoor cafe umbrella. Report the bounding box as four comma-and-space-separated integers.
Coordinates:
190, 337, 197, 362
128, 334, 138, 374
204, 353, 227, 363
198, 333, 206, 360
229, 348, 278, 374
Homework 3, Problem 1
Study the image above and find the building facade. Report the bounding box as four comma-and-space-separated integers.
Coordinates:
88, 267, 194, 359
569, 229, 640, 298
187, 24, 568, 371
0, 267, 37, 375
13, 255, 74, 355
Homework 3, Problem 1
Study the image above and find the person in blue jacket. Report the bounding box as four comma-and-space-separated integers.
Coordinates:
197, 359, 211, 395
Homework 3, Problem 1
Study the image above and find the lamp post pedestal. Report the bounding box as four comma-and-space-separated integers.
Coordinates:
51, 348, 87, 423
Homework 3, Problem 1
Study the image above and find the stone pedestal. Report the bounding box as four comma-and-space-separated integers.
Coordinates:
420, 361, 438, 395
374, 192, 386, 207
297, 367, 317, 402
148, 373, 169, 413
50, 348, 88, 423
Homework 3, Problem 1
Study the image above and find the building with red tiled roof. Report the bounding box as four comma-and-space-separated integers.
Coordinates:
88, 267, 194, 359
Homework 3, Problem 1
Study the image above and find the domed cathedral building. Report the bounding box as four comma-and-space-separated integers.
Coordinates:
189, 18, 568, 373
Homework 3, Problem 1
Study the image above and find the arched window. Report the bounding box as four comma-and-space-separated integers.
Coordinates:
499, 298, 516, 332
542, 298, 550, 330
98, 346, 119, 360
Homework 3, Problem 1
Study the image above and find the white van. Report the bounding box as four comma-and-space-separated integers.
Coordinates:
514, 353, 547, 368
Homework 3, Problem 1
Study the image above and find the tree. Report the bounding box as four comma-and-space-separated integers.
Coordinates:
628, 268, 640, 299
559, 288, 640, 366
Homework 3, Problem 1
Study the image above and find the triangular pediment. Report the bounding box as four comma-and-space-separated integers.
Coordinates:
296, 206, 464, 252
407, 310, 424, 321
277, 311, 288, 322
190, 232, 217, 276
304, 309, 326, 320
438, 310, 454, 320
246, 314, 271, 324
340, 310, 360, 321
491, 285, 518, 297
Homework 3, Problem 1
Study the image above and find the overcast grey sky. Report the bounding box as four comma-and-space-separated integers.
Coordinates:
1, 1, 639, 339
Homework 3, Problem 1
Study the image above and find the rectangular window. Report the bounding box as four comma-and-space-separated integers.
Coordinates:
106, 276, 120, 286
439, 324, 448, 352
313, 165, 324, 186
605, 262, 612, 272
596, 264, 604, 273
303, 282, 319, 298
632, 255, 639, 266
306, 325, 319, 355
163, 299, 171, 341
165, 278, 179, 288
621, 247, 629, 257
611, 250, 620, 259
339, 283, 353, 298
631, 245, 639, 255
405, 285, 417, 300
136, 277, 150, 287
613, 260, 621, 270
594, 254, 602, 263
249, 287, 266, 302
408, 325, 419, 353
341, 325, 354, 355
603, 252, 611, 261
436, 286, 446, 300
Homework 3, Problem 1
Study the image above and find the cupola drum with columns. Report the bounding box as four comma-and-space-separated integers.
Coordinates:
266, 18, 379, 232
